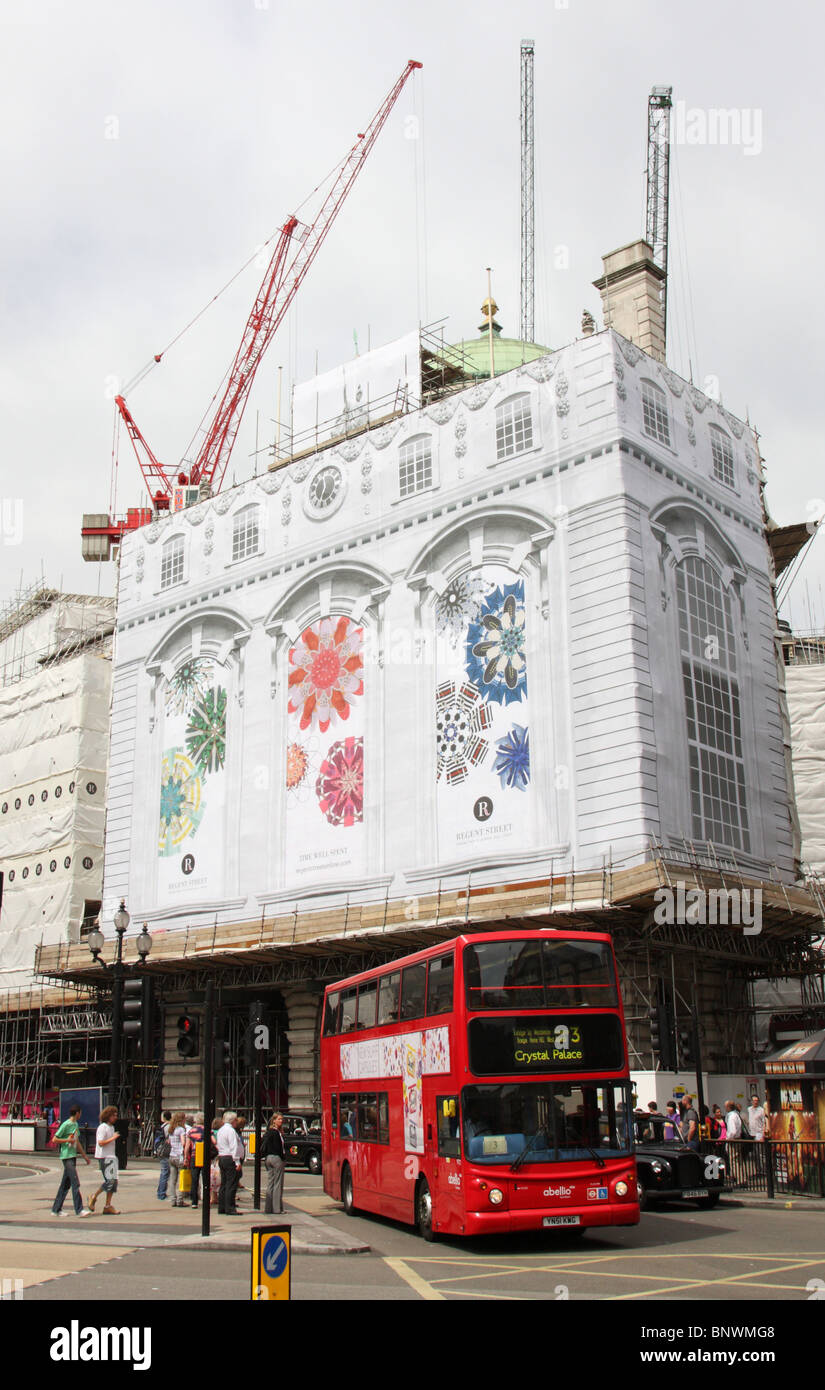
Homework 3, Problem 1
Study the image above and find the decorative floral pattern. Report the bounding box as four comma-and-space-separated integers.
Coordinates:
158, 751, 204, 855
494, 724, 530, 791
288, 616, 364, 734
165, 659, 214, 717
435, 680, 493, 785
285, 735, 320, 807
434, 574, 490, 646
465, 581, 527, 705
185, 686, 227, 776
316, 736, 364, 827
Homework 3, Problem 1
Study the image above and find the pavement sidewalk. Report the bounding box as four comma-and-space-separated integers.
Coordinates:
0, 1154, 369, 1255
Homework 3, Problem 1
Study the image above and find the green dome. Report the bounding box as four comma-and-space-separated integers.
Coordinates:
450, 299, 551, 379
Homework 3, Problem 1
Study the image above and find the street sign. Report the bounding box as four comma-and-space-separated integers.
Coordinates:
251, 1226, 291, 1301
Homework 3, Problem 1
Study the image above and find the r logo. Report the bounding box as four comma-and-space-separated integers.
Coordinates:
181, 854, 195, 875
473, 797, 494, 822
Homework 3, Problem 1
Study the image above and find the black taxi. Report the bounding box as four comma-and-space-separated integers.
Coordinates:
282, 1112, 323, 1174
634, 1114, 726, 1209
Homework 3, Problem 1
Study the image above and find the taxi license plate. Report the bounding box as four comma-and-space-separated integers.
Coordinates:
543, 1215, 581, 1227
682, 1189, 707, 1198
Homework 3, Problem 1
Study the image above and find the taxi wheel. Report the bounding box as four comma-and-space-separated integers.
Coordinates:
341, 1164, 355, 1215
306, 1151, 321, 1176
702, 1192, 721, 1209
636, 1180, 648, 1212
416, 1177, 436, 1242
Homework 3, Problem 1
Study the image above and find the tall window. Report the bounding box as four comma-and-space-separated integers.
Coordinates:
641, 379, 670, 446
709, 426, 735, 488
232, 505, 260, 561
677, 555, 749, 852
399, 436, 433, 498
160, 535, 184, 590
495, 394, 533, 460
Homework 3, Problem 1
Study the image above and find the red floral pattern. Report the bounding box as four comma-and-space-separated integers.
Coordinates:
316, 737, 364, 828
288, 616, 363, 734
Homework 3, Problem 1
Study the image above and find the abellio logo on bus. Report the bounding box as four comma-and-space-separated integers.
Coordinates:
543, 1185, 574, 1199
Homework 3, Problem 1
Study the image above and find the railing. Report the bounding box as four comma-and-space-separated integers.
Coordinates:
703, 1139, 825, 1199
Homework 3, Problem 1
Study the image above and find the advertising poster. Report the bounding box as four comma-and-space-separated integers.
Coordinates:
434, 565, 537, 862
157, 657, 227, 905
284, 616, 366, 885
402, 1033, 424, 1155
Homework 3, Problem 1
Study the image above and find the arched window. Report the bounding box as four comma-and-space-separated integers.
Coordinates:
495, 393, 533, 461
676, 555, 749, 852
232, 504, 260, 562
709, 425, 735, 488
160, 535, 184, 590
641, 379, 670, 446
399, 435, 433, 498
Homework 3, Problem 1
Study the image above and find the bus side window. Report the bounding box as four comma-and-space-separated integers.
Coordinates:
377, 972, 400, 1025
400, 962, 426, 1020
437, 1096, 460, 1157
357, 979, 377, 1030
324, 992, 341, 1036
340, 985, 358, 1034
426, 953, 454, 1015
340, 1095, 356, 1138
378, 1093, 389, 1145
331, 1094, 338, 1131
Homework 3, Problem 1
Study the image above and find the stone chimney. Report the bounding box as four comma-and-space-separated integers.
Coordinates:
593, 239, 666, 363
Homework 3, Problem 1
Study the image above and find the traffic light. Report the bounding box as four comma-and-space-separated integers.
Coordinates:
122, 975, 153, 1057
678, 1025, 695, 1067
649, 982, 676, 1070
244, 999, 266, 1068
213, 1014, 231, 1074
122, 978, 144, 1039
177, 1013, 199, 1058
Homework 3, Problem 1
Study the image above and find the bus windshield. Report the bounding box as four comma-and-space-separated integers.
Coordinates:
464, 938, 617, 1010
461, 1082, 632, 1165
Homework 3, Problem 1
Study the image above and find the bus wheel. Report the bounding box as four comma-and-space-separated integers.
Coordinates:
341, 1164, 355, 1215
416, 1178, 436, 1242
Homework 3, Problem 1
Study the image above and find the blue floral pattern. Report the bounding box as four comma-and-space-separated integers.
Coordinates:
494, 725, 530, 791
465, 580, 527, 705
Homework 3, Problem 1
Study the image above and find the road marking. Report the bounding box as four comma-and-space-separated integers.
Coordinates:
383, 1257, 445, 1300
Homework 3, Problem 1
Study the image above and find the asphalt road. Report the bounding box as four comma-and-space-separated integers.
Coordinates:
18, 1174, 825, 1303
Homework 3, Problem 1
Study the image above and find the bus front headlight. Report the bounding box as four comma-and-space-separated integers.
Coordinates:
614, 1181, 629, 1197
489, 1188, 504, 1205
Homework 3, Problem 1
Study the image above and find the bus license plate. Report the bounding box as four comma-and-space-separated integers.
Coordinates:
543, 1215, 581, 1227
682, 1189, 707, 1198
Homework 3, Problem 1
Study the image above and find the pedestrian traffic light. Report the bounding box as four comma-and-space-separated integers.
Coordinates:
177, 1013, 199, 1058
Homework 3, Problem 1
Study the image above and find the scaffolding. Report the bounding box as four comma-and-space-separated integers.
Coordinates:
0, 581, 115, 689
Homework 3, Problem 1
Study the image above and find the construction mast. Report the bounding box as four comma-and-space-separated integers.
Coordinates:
645, 85, 673, 358
520, 40, 535, 347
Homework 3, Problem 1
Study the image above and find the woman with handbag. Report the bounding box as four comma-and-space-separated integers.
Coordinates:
156, 1111, 172, 1200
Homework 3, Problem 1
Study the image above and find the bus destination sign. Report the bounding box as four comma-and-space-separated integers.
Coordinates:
468, 1014, 624, 1076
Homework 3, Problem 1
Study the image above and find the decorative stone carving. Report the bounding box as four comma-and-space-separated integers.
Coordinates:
425, 398, 461, 426
721, 408, 745, 439
688, 386, 709, 413
256, 470, 286, 495
463, 379, 499, 411
290, 457, 316, 483
555, 371, 570, 417
370, 420, 402, 450
614, 357, 627, 402
183, 503, 209, 526
520, 354, 557, 383
659, 365, 685, 397
213, 492, 234, 515
684, 403, 696, 447
614, 333, 644, 367
334, 438, 365, 463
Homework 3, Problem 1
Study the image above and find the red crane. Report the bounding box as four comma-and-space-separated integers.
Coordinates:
82, 59, 422, 559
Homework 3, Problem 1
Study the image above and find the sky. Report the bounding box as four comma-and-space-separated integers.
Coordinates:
1, 0, 823, 628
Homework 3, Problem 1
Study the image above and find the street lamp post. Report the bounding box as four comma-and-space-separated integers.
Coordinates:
87, 902, 152, 1114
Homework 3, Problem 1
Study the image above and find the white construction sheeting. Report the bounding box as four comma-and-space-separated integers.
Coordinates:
290, 330, 420, 452
786, 663, 825, 872
0, 652, 111, 989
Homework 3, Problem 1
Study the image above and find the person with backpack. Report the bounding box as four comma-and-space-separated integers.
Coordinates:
156, 1111, 172, 1200
50, 1105, 92, 1217
183, 1112, 216, 1209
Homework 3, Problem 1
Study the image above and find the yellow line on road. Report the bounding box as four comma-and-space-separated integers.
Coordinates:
613, 1257, 824, 1301
383, 1257, 446, 1300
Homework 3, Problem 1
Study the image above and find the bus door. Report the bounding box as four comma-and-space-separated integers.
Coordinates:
430, 1095, 464, 1233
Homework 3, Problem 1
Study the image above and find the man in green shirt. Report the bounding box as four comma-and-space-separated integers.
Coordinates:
51, 1105, 92, 1216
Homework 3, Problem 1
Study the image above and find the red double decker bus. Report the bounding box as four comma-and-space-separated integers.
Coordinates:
321, 928, 639, 1238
